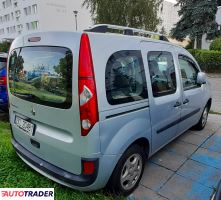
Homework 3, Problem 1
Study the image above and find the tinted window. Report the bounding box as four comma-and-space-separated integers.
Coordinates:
178, 55, 199, 90
105, 50, 148, 105
9, 46, 72, 109
148, 51, 177, 97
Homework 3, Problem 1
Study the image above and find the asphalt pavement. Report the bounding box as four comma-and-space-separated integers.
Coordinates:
208, 74, 221, 113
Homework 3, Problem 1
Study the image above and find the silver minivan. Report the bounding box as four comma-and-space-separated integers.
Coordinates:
8, 24, 212, 196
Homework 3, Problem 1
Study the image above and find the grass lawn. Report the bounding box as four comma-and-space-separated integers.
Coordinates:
0, 121, 123, 200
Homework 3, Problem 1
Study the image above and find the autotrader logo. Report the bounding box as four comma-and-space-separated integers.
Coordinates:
0, 188, 54, 200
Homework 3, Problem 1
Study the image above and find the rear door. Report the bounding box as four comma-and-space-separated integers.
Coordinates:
141, 41, 182, 152
8, 33, 100, 175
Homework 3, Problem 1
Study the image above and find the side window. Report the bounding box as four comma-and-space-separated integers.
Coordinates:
105, 50, 148, 105
147, 51, 177, 97
178, 55, 199, 90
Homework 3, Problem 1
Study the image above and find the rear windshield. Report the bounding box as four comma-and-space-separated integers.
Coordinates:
9, 46, 72, 109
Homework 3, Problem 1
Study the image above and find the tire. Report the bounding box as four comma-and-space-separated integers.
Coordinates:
107, 145, 146, 196
194, 104, 209, 130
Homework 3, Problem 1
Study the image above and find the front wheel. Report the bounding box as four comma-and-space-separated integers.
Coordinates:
194, 105, 209, 130
107, 145, 146, 196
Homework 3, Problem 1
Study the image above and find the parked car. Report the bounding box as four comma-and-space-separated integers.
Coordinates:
0, 53, 8, 111
8, 24, 212, 196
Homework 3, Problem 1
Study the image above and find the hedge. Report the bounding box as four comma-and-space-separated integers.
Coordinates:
210, 38, 221, 51
188, 49, 221, 73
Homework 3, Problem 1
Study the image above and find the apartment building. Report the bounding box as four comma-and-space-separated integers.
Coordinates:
158, 0, 180, 35
0, 0, 92, 41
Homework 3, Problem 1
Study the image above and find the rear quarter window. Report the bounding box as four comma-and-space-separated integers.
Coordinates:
105, 50, 148, 105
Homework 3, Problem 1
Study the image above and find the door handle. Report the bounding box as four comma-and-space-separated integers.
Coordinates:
174, 101, 182, 107
183, 99, 189, 104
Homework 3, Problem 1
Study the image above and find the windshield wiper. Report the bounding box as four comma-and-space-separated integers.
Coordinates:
13, 92, 39, 101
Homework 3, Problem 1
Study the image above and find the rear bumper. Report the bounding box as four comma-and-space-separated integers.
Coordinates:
12, 138, 98, 188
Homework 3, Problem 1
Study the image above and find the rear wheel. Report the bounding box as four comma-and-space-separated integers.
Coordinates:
108, 145, 146, 196
194, 105, 209, 130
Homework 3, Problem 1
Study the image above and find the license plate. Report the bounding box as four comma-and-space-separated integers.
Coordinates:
15, 116, 35, 136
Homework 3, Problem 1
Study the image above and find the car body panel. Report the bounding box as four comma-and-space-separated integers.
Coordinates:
8, 31, 212, 191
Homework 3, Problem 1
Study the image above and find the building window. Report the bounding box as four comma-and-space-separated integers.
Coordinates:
26, 21, 39, 30
15, 10, 21, 17
2, 0, 12, 8
24, 6, 31, 15
17, 24, 23, 31
32, 4, 37, 14
7, 26, 16, 34
4, 14, 10, 22
218, 0, 221, 6
2, 1, 6, 8
0, 28, 4, 35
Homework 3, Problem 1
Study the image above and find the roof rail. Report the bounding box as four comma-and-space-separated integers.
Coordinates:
84, 24, 169, 42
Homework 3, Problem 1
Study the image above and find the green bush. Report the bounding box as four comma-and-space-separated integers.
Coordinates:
188, 49, 221, 73
210, 38, 221, 51
0, 41, 10, 52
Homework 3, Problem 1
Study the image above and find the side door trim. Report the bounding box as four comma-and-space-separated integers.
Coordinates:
157, 107, 200, 134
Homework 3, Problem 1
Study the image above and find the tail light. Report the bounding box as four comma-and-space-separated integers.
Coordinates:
0, 76, 7, 86
78, 33, 99, 136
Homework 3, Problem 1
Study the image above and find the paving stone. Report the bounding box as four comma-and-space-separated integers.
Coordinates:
131, 185, 168, 200
150, 150, 187, 171
213, 127, 221, 137
177, 160, 221, 189
140, 162, 174, 192
158, 174, 213, 200
178, 131, 209, 146
164, 140, 198, 157
207, 114, 221, 126
202, 134, 221, 154
191, 148, 221, 170
190, 128, 215, 138
204, 117, 221, 132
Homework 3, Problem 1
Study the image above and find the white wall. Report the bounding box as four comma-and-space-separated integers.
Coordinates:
158, 1, 180, 35
38, 0, 92, 32
0, 0, 92, 41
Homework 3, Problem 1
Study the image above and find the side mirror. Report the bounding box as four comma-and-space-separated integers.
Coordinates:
197, 72, 207, 85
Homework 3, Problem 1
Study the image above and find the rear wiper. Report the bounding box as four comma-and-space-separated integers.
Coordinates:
13, 92, 39, 100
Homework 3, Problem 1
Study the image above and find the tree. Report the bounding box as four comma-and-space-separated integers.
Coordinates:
83, 0, 163, 31
0, 41, 11, 52
160, 26, 166, 35
171, 0, 218, 48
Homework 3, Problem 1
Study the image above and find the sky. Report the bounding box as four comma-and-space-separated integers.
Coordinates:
165, 0, 177, 3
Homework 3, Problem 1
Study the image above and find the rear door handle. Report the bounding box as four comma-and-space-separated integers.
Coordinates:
183, 99, 189, 104
174, 101, 182, 107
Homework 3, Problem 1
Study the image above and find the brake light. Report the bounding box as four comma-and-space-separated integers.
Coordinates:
0, 76, 7, 86
78, 33, 99, 136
